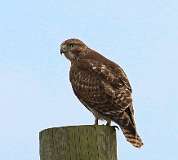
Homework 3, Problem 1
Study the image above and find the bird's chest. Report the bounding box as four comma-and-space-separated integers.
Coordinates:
69, 67, 105, 103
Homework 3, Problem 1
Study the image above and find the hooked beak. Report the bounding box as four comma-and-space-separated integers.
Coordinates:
60, 44, 67, 55
60, 48, 63, 55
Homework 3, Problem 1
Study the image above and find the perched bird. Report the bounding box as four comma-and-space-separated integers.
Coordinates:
60, 38, 143, 148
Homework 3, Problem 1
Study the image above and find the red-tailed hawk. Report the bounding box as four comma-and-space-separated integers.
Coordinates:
60, 38, 143, 148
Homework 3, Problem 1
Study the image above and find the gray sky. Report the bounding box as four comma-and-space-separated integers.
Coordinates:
0, 0, 178, 159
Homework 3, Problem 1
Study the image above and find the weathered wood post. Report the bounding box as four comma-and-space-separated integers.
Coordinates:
39, 125, 117, 160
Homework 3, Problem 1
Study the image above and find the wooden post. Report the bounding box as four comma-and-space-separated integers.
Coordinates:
39, 125, 117, 160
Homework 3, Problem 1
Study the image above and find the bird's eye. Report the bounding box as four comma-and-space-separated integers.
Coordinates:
69, 44, 74, 48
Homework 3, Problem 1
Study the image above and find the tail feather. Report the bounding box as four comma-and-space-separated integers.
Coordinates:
121, 128, 143, 148
113, 112, 144, 148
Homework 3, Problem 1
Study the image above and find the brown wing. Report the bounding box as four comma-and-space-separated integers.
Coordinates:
74, 58, 132, 113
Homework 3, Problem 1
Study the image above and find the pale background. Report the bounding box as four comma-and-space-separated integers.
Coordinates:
0, 0, 178, 160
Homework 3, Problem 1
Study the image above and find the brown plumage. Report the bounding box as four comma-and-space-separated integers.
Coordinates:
60, 38, 143, 148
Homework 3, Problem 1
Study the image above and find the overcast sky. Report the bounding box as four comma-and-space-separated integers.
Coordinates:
0, 0, 178, 160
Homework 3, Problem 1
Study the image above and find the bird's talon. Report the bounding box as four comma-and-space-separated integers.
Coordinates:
113, 125, 119, 130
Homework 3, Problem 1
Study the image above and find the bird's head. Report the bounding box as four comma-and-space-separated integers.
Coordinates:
60, 38, 87, 61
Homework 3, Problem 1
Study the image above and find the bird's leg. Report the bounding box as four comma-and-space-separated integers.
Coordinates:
106, 120, 111, 126
94, 117, 99, 125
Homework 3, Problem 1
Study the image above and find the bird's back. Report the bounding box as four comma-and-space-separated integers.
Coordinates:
69, 48, 143, 148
